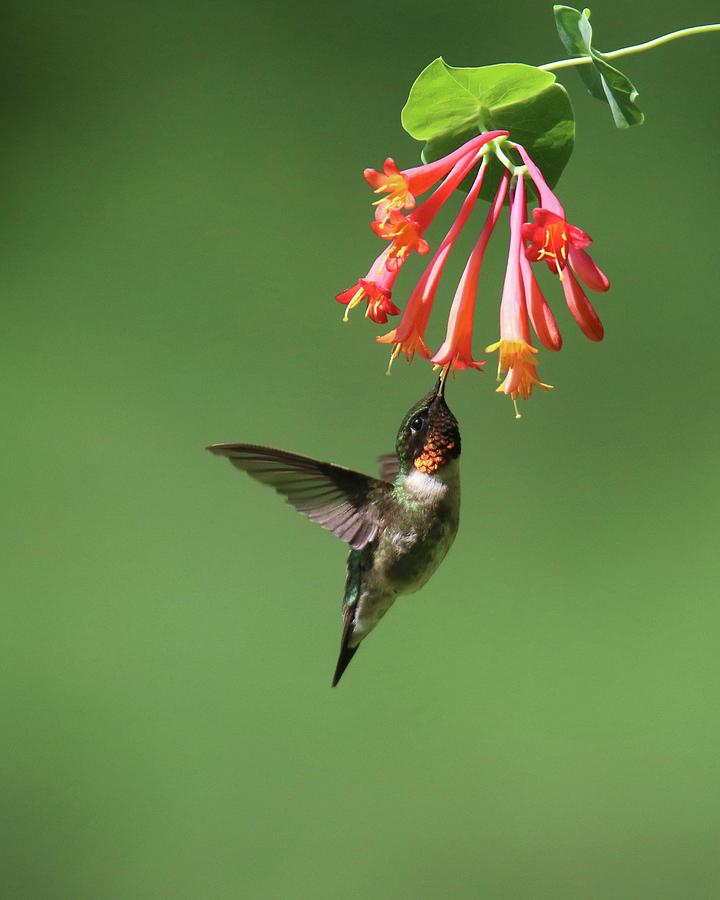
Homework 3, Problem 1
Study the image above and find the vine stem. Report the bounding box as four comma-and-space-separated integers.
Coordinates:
539, 23, 720, 71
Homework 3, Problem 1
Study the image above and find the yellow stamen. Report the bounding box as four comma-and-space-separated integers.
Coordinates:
342, 287, 366, 322
535, 226, 567, 279
386, 343, 401, 375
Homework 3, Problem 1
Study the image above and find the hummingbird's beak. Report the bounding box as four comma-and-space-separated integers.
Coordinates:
435, 364, 450, 399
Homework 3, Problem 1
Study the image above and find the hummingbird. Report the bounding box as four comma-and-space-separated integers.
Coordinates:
207, 369, 461, 686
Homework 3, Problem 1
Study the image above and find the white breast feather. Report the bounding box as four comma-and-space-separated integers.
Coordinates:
403, 468, 449, 505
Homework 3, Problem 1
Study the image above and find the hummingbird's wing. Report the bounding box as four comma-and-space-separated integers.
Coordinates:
207, 443, 389, 550
377, 453, 400, 484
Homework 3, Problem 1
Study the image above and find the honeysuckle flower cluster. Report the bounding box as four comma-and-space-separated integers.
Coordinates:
336, 131, 610, 417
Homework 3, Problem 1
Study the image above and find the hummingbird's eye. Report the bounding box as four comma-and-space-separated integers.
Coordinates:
410, 414, 425, 432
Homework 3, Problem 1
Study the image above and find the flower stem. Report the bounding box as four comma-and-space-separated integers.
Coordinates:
539, 23, 720, 71
490, 139, 527, 178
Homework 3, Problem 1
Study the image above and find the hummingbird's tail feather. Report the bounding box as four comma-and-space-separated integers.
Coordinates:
332, 643, 358, 687
331, 606, 359, 687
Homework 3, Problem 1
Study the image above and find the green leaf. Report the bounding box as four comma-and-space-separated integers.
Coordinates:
554, 5, 644, 128
401, 60, 575, 200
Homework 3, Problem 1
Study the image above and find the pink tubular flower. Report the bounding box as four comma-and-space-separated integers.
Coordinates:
335, 247, 401, 324
485, 175, 552, 416
377, 158, 492, 368
365, 133, 504, 223
516, 144, 592, 276
516, 142, 609, 342
431, 171, 509, 373
519, 194, 562, 352
371, 131, 508, 270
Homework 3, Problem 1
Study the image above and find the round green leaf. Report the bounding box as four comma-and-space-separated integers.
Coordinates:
401, 59, 575, 200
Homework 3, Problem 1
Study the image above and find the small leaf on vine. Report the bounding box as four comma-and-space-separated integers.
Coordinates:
554, 5, 645, 128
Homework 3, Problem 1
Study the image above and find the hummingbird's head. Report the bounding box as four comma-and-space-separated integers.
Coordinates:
396, 376, 461, 475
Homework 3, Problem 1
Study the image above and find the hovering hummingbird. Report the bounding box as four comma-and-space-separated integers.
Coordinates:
207, 370, 461, 686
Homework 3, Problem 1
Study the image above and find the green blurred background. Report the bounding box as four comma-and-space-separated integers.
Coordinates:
2, 1, 719, 897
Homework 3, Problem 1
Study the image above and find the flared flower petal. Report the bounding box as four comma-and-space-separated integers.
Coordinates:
336, 247, 401, 322
364, 131, 509, 222
485, 339, 553, 407
360, 280, 401, 324
371, 210, 430, 269
376, 318, 433, 368
521, 208, 592, 275
364, 158, 413, 215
